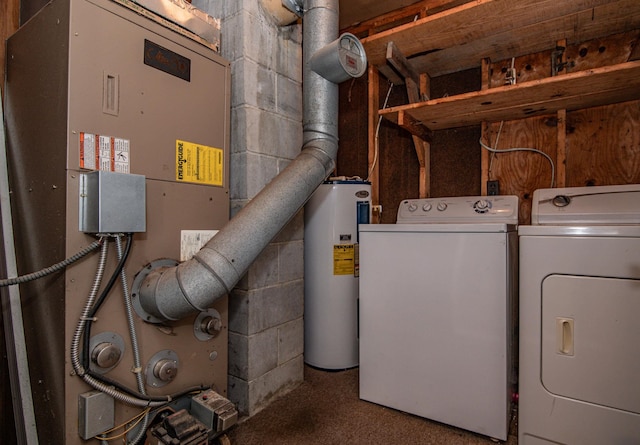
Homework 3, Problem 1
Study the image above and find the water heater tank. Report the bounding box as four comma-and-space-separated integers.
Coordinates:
304, 178, 371, 369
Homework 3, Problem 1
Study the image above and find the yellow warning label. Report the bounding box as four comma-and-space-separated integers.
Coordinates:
333, 244, 355, 275
176, 140, 224, 186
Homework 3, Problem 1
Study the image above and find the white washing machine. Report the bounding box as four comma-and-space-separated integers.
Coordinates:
359, 195, 519, 441
518, 184, 640, 445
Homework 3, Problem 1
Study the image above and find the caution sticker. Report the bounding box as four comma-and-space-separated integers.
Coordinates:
176, 140, 224, 186
333, 244, 355, 276
80, 132, 130, 173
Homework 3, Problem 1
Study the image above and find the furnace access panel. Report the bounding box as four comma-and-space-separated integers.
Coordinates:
4, 0, 231, 442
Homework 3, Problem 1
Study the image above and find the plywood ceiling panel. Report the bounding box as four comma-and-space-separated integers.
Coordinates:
339, 0, 422, 29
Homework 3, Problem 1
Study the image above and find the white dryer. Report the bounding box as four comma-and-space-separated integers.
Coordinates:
359, 195, 519, 441
518, 184, 640, 445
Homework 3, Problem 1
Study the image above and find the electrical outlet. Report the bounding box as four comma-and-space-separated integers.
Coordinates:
487, 180, 500, 196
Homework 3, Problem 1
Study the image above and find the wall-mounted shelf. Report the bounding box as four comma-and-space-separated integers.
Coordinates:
361, 0, 640, 78
380, 60, 640, 135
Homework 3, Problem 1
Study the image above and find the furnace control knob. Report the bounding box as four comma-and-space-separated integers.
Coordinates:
422, 203, 432, 212
408, 203, 418, 212
91, 342, 122, 369
154, 359, 178, 383
474, 199, 491, 213
437, 202, 448, 211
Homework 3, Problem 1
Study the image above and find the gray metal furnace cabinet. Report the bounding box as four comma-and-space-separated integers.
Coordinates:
3, 0, 230, 443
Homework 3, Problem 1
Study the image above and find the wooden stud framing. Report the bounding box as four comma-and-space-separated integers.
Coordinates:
367, 65, 382, 223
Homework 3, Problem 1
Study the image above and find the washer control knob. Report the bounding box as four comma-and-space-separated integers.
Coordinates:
437, 201, 448, 211
474, 199, 491, 213
422, 203, 432, 212
153, 359, 178, 382
200, 316, 222, 337
552, 195, 571, 207
91, 342, 122, 369
408, 203, 418, 212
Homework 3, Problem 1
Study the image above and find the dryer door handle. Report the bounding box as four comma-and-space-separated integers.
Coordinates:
556, 317, 575, 356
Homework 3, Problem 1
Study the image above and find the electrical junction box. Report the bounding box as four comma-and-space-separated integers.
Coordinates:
77, 390, 115, 439
79, 170, 146, 233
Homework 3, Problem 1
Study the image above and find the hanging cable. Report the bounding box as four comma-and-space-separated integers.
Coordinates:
0, 238, 104, 287
482, 116, 555, 188
367, 81, 394, 182
480, 133, 556, 188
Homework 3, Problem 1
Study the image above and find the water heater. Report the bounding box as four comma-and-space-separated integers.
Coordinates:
304, 179, 371, 370
3, 0, 233, 442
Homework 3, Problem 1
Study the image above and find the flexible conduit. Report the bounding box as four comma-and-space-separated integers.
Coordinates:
114, 235, 150, 444
138, 0, 342, 322
71, 238, 166, 408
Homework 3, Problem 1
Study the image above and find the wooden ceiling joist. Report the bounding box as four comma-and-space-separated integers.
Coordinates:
362, 0, 640, 78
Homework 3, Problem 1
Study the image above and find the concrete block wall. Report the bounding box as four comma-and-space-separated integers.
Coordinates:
192, 0, 305, 416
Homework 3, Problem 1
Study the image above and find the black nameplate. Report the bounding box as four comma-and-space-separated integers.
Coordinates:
144, 39, 191, 82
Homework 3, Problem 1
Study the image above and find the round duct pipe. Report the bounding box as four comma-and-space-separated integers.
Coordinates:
260, 0, 300, 26
136, 0, 368, 323
310, 33, 367, 83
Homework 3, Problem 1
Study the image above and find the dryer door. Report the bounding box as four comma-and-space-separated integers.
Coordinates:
541, 274, 640, 414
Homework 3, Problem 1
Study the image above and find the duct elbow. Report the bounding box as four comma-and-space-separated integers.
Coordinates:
133, 259, 230, 323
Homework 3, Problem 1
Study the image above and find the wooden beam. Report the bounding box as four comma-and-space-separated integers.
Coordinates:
555, 39, 568, 188
362, 0, 640, 77
367, 65, 381, 223
341, 0, 471, 37
397, 110, 433, 142
386, 41, 421, 86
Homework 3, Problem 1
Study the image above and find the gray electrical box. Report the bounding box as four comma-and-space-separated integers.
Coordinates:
78, 391, 115, 440
79, 171, 146, 233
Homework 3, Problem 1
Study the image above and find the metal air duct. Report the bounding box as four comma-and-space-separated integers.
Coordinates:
136, 0, 366, 322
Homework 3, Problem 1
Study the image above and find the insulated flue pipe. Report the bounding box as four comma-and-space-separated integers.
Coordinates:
137, 0, 343, 322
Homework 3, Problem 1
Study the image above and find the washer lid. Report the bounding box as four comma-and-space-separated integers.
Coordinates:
531, 184, 640, 225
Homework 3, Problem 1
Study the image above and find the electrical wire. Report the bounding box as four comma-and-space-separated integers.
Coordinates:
366, 81, 394, 183
0, 238, 104, 287
96, 407, 152, 442
481, 121, 556, 189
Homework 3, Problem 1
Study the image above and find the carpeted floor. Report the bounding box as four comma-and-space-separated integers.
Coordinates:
226, 365, 518, 444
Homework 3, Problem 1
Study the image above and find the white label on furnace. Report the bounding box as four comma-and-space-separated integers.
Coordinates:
80, 132, 130, 173
180, 230, 219, 261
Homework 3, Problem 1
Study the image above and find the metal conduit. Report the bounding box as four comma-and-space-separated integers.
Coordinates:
138, 0, 342, 322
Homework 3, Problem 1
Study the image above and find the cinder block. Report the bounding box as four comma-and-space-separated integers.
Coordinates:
236, 61, 277, 111
278, 240, 304, 282
227, 331, 248, 378
237, 244, 279, 290
276, 74, 302, 119
228, 329, 278, 381
273, 209, 304, 243
246, 281, 304, 335
278, 318, 304, 365
246, 355, 304, 416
